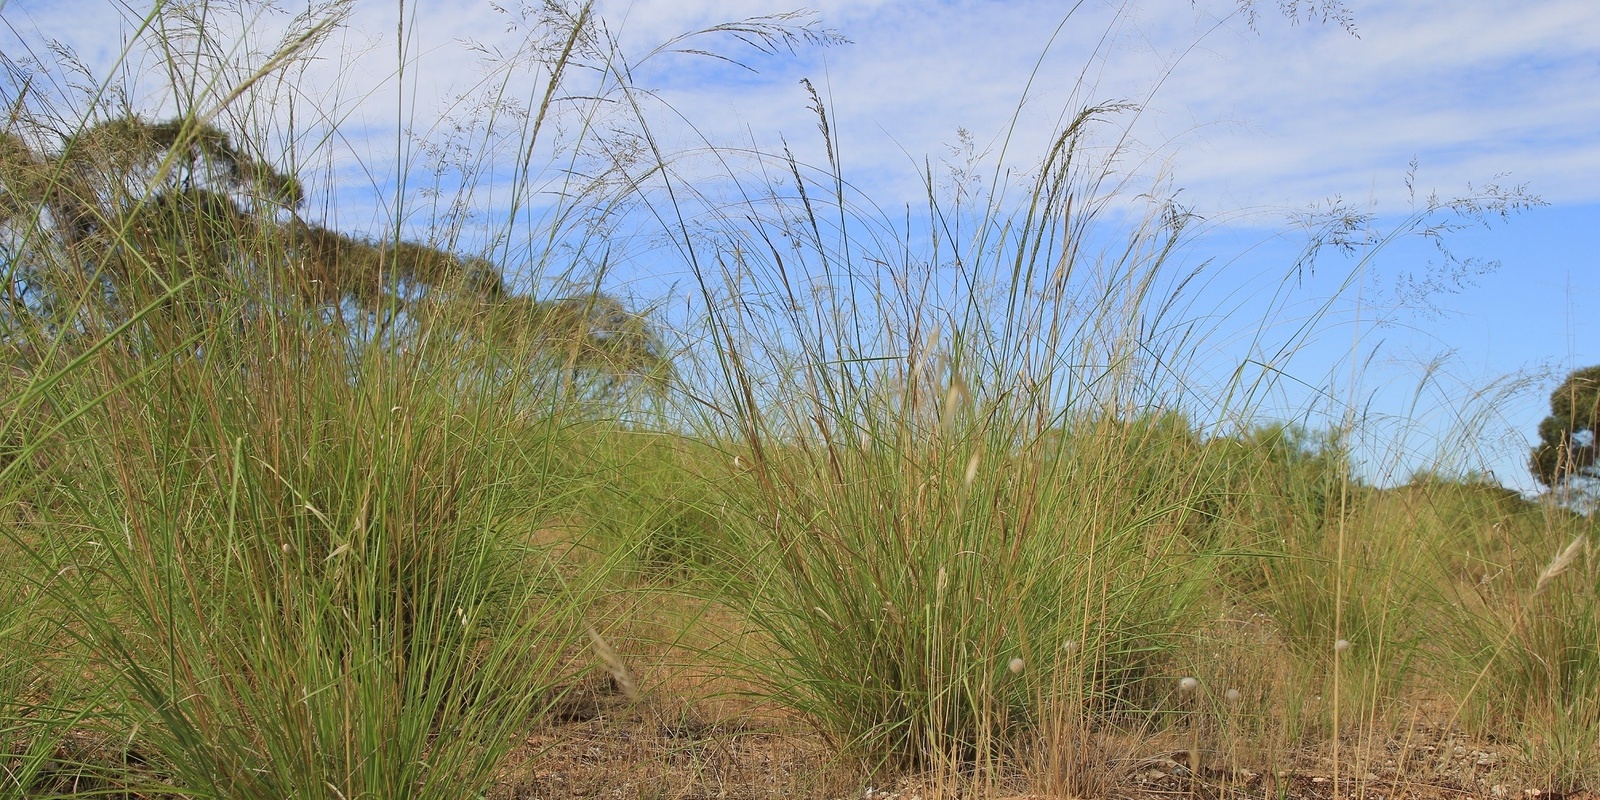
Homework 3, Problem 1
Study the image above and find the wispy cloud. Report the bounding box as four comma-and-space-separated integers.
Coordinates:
3, 0, 1595, 216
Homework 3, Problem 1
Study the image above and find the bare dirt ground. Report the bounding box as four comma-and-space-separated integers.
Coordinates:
496, 693, 1586, 800
490, 634, 1581, 800
492, 592, 1589, 800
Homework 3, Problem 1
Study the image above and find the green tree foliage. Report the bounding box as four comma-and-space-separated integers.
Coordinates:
1530, 365, 1600, 488
1, 114, 669, 391
0, 114, 495, 311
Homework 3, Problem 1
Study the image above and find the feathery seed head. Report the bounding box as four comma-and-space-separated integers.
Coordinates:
1535, 536, 1585, 597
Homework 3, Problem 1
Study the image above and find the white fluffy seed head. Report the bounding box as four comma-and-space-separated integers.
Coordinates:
1062, 640, 1078, 653
1179, 677, 1199, 692
1225, 688, 1242, 703
1008, 657, 1025, 674
1334, 639, 1351, 653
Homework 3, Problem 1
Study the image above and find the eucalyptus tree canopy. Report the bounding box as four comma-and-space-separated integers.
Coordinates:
1530, 365, 1600, 489
0, 114, 668, 390
1, 115, 491, 312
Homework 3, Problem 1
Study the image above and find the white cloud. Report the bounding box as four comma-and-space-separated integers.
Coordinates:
3, 0, 1596, 218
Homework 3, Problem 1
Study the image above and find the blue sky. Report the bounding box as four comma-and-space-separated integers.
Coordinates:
2, 0, 1596, 490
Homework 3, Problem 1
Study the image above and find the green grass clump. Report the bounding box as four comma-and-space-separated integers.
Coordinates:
572, 430, 733, 581
7, 289, 601, 798
1428, 496, 1600, 791
689, 95, 1233, 776
718, 397, 1212, 776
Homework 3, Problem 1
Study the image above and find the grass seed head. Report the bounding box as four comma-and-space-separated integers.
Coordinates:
1008, 657, 1025, 674
1179, 677, 1199, 692
1534, 535, 1586, 597
586, 626, 639, 702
